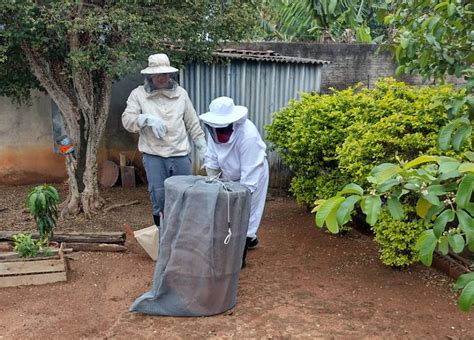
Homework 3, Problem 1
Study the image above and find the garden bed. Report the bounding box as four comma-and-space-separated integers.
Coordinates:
0, 243, 68, 288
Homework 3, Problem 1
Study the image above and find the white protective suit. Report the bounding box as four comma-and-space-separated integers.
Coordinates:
204, 116, 269, 239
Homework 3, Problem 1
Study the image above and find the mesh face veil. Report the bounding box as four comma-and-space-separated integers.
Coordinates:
206, 123, 234, 144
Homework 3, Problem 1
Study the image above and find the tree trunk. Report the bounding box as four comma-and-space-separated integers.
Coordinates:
21, 44, 112, 218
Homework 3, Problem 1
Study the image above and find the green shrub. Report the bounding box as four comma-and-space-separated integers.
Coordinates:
290, 170, 349, 206
337, 82, 467, 185
266, 78, 465, 207
371, 206, 430, 268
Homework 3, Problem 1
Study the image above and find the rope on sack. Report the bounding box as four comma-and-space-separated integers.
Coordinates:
208, 173, 232, 245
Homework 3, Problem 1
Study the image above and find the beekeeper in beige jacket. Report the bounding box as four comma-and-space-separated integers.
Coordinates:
122, 53, 206, 226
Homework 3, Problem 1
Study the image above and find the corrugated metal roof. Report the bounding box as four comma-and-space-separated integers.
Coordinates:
214, 48, 330, 65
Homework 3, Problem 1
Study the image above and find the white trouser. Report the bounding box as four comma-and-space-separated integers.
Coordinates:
246, 160, 269, 239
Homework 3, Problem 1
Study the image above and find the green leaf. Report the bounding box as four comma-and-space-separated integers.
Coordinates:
433, 2, 448, 11
426, 204, 445, 222
315, 197, 345, 228
466, 203, 474, 217
327, 0, 337, 14
311, 199, 326, 213
28, 192, 37, 215
438, 122, 456, 150
423, 193, 441, 206
457, 210, 474, 243
404, 155, 438, 170
336, 195, 361, 226
370, 163, 402, 184
452, 125, 472, 151
454, 272, 474, 290
458, 282, 474, 312
448, 234, 465, 253
387, 196, 404, 220
438, 157, 461, 173
38, 192, 46, 210
465, 152, 474, 162
338, 183, 364, 196
427, 185, 446, 196
416, 197, 432, 218
438, 236, 449, 255
447, 3, 456, 17
416, 230, 438, 266
433, 209, 454, 238
438, 170, 461, 181
362, 195, 382, 226
459, 162, 474, 173
376, 179, 400, 192
326, 208, 339, 234
456, 173, 474, 210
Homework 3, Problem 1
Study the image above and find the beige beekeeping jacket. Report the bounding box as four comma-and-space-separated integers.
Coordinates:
122, 84, 204, 157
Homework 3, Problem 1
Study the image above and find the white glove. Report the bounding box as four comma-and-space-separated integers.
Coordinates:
137, 114, 167, 138
206, 167, 220, 177
194, 136, 208, 165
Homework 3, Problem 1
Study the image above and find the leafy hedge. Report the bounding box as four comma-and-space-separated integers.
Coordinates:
266, 78, 465, 207
371, 206, 429, 267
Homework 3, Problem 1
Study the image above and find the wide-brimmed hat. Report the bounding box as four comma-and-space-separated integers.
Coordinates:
140, 53, 179, 74
199, 97, 248, 127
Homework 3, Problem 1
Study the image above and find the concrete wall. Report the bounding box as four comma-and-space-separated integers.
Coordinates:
224, 42, 429, 92
0, 92, 66, 185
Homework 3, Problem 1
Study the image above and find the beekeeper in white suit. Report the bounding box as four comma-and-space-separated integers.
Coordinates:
200, 96, 269, 268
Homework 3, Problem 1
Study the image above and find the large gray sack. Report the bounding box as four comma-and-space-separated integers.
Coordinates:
130, 175, 251, 316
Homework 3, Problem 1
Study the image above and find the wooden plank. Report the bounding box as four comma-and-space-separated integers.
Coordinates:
0, 248, 72, 262
0, 231, 126, 244
66, 242, 127, 252
0, 271, 67, 288
0, 254, 60, 263
0, 259, 65, 276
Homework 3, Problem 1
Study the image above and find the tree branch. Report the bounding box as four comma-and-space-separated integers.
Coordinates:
20, 44, 77, 120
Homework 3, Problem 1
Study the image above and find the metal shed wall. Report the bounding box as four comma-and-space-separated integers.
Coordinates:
182, 60, 323, 189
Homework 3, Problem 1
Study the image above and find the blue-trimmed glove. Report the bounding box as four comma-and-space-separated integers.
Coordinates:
137, 114, 167, 138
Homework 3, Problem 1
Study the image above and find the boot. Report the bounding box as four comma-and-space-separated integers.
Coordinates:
241, 237, 252, 269
153, 214, 161, 227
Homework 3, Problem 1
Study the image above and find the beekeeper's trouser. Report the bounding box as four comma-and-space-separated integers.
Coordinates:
143, 153, 192, 224
246, 160, 269, 240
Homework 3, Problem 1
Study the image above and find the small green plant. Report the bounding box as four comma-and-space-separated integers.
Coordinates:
26, 184, 60, 244
12, 233, 53, 258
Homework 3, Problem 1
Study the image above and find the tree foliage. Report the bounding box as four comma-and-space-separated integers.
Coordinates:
254, 0, 389, 42
313, 0, 474, 312
0, 0, 257, 216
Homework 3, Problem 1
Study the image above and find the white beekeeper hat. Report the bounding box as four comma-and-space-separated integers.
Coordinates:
140, 53, 179, 74
199, 96, 248, 127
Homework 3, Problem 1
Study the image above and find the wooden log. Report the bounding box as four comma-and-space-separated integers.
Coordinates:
0, 231, 126, 244
0, 242, 12, 252
119, 152, 128, 167
0, 248, 68, 288
120, 166, 136, 188
0, 271, 67, 288
0, 248, 73, 262
65, 242, 127, 252
0, 259, 65, 275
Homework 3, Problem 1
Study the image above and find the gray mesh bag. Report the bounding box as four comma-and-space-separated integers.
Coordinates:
130, 175, 251, 316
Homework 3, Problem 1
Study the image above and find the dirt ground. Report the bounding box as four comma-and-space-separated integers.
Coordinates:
0, 183, 472, 339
